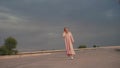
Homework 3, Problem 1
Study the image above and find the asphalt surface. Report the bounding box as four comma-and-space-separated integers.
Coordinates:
0, 47, 120, 68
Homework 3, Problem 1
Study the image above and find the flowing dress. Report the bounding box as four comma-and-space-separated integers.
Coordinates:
63, 32, 75, 56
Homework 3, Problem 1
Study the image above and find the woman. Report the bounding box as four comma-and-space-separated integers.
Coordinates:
63, 27, 75, 59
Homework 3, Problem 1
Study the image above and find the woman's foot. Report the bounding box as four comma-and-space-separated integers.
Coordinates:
70, 56, 74, 60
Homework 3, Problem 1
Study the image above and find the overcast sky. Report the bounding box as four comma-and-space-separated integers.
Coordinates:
0, 0, 120, 52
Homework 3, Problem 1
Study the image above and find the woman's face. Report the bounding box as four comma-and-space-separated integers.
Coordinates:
64, 28, 69, 32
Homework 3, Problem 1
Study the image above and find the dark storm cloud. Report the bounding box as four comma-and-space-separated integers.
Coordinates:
0, 0, 119, 21
0, 0, 120, 51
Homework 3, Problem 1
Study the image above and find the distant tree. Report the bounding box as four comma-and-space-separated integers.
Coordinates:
0, 46, 9, 55
78, 45, 87, 48
93, 45, 97, 48
4, 37, 17, 51
93, 45, 99, 48
0, 36, 18, 55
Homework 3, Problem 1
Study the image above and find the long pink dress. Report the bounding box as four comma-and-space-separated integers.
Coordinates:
63, 32, 75, 56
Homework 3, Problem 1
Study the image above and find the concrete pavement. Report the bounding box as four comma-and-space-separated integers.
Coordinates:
0, 46, 120, 68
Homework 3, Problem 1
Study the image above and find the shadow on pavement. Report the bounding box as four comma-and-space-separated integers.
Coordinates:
115, 48, 120, 52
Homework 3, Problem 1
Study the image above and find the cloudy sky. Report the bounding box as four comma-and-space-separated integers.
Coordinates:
0, 0, 120, 52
